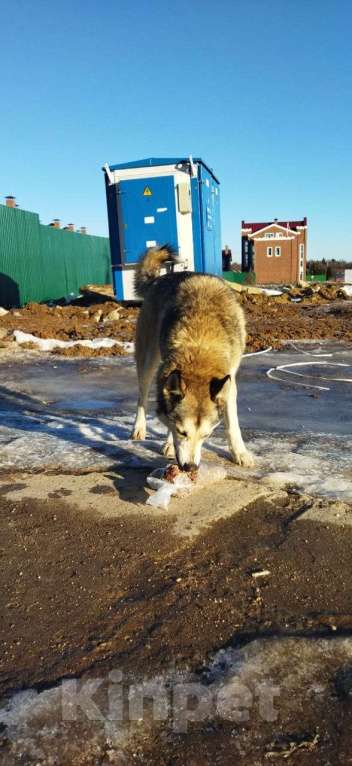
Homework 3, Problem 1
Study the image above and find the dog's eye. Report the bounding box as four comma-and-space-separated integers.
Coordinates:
176, 429, 188, 438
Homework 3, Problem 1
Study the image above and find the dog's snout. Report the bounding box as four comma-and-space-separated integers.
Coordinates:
182, 462, 198, 472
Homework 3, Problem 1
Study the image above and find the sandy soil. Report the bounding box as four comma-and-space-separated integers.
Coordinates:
0, 284, 351, 357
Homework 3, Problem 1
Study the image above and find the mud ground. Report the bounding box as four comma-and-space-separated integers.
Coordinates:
0, 283, 352, 356
1, 467, 352, 764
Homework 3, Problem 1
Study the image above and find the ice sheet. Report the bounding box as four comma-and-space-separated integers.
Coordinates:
208, 429, 352, 500
0, 406, 350, 500
0, 345, 351, 500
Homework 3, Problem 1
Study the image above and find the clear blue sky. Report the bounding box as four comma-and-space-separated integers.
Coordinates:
1, 0, 351, 262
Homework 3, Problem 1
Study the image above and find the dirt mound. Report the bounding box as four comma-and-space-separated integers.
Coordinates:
0, 299, 138, 356
0, 286, 351, 356
238, 292, 352, 351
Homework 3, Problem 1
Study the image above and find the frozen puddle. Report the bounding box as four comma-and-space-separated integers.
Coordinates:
0, 682, 131, 764
0, 344, 350, 500
1, 636, 352, 763
0, 409, 162, 470
0, 409, 350, 501
209, 430, 352, 501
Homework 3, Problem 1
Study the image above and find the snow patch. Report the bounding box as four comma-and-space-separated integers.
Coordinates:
14, 330, 133, 353
341, 285, 352, 297
261, 288, 283, 296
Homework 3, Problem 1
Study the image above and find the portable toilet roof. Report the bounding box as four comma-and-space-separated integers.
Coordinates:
105, 157, 220, 184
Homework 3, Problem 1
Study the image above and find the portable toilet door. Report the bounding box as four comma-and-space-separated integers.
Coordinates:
118, 176, 178, 263
103, 157, 221, 300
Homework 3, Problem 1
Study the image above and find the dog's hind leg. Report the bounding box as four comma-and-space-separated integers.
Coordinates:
131, 348, 159, 441
224, 377, 255, 467
162, 430, 175, 458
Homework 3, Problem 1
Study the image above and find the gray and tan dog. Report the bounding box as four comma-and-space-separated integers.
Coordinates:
131, 245, 254, 471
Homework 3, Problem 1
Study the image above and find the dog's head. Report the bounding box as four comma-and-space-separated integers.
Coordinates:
157, 369, 230, 470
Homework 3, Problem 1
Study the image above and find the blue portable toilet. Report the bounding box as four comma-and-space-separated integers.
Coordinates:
103, 157, 221, 300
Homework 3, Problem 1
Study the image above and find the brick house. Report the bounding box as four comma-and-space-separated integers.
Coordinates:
241, 218, 307, 284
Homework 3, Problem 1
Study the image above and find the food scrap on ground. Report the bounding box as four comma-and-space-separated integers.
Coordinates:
147, 463, 228, 509
164, 464, 198, 483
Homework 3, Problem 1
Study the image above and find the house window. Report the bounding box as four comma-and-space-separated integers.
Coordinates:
275, 246, 281, 257
267, 246, 273, 257
299, 243, 305, 261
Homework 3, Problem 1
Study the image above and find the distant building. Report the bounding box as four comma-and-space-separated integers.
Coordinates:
241, 217, 308, 284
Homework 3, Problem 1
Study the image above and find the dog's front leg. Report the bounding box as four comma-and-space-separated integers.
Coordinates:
224, 378, 255, 467
131, 358, 155, 441
162, 430, 175, 458
132, 403, 147, 441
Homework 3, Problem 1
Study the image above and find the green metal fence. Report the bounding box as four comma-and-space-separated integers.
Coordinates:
306, 274, 326, 283
222, 270, 256, 284
0, 204, 112, 307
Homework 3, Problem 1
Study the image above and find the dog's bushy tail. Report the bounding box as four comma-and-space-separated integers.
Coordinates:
134, 244, 179, 297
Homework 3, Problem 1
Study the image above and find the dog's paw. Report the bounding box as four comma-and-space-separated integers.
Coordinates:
131, 427, 146, 441
162, 439, 175, 458
231, 448, 255, 468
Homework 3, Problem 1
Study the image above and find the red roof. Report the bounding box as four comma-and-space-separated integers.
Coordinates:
242, 218, 307, 233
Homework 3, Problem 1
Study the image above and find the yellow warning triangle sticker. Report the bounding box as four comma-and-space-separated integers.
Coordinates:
143, 186, 152, 196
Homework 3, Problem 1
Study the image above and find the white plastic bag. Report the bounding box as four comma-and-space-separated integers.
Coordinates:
146, 462, 227, 510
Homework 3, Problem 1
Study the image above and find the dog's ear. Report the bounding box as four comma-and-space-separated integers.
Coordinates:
210, 375, 231, 403
163, 370, 186, 401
